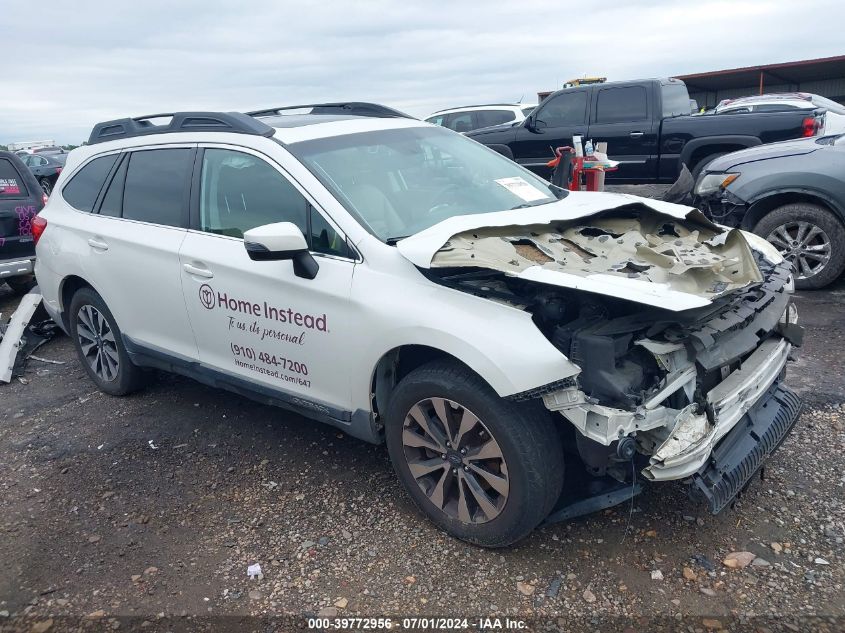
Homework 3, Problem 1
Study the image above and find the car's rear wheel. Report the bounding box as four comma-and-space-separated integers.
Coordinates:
5, 275, 36, 295
39, 178, 52, 196
68, 287, 147, 395
385, 359, 564, 547
754, 203, 845, 289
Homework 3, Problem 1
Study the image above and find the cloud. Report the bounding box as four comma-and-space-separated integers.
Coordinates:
1, 0, 842, 144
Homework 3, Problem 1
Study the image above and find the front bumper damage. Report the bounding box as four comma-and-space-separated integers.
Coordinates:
541, 258, 803, 511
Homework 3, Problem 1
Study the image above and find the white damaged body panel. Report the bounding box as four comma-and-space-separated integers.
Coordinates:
399, 192, 801, 494
397, 192, 762, 311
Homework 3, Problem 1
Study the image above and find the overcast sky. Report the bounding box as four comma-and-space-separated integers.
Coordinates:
2, 0, 843, 145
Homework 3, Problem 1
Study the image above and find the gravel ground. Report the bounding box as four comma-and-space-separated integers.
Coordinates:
1, 273, 844, 632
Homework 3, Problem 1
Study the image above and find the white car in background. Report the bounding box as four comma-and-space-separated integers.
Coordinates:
715, 92, 845, 134
425, 103, 536, 133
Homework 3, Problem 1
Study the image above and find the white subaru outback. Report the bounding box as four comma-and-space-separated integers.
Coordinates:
33, 103, 803, 546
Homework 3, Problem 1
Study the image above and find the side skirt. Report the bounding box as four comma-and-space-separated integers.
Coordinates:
123, 336, 382, 444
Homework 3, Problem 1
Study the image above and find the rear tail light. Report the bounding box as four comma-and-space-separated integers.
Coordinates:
31, 215, 48, 245
42, 193, 49, 206
802, 116, 819, 137
55, 167, 62, 175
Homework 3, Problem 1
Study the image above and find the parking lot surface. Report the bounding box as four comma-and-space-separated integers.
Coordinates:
1, 277, 844, 630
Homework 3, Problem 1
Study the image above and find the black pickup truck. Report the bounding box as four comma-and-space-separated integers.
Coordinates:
466, 77, 824, 184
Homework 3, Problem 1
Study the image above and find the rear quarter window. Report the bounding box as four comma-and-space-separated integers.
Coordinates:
62, 154, 120, 211
0, 158, 28, 198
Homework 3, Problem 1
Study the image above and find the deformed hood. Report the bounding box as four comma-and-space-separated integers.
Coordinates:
706, 137, 819, 172
397, 192, 763, 311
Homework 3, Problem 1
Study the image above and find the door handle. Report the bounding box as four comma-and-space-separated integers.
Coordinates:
87, 237, 109, 251
629, 131, 644, 138
183, 263, 214, 279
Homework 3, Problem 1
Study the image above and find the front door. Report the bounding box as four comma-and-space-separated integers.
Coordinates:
510, 88, 590, 177
179, 146, 358, 413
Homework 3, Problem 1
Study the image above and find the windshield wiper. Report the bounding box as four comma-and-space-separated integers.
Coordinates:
509, 198, 556, 210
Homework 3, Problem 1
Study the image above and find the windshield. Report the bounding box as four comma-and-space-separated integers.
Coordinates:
289, 126, 563, 241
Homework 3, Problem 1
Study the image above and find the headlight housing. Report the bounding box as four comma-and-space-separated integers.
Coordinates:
694, 172, 739, 196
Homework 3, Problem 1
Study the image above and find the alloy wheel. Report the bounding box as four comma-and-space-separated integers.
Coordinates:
76, 305, 120, 382
766, 220, 832, 280
401, 397, 509, 524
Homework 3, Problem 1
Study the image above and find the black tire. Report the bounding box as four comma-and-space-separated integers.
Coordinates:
753, 203, 845, 290
39, 178, 52, 196
5, 275, 36, 295
68, 287, 147, 395
385, 359, 564, 547
690, 152, 728, 180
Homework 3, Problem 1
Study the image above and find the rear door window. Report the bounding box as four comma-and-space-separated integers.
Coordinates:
446, 112, 475, 133
62, 154, 119, 212
475, 110, 516, 128
122, 149, 191, 227
595, 86, 648, 123
0, 158, 28, 198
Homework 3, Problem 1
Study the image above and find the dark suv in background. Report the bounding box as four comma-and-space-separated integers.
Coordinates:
695, 133, 845, 289
0, 151, 45, 293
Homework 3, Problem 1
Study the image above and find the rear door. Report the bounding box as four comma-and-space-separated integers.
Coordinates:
587, 84, 657, 182
0, 155, 41, 263
510, 89, 590, 175
63, 146, 199, 359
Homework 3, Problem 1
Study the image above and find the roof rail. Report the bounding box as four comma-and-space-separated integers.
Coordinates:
87, 112, 276, 145
246, 102, 414, 119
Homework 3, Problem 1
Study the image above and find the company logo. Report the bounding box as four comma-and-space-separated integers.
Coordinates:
199, 284, 216, 310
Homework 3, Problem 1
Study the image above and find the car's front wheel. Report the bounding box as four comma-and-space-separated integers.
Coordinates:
754, 203, 845, 289
385, 360, 564, 547
68, 287, 147, 395
39, 178, 52, 196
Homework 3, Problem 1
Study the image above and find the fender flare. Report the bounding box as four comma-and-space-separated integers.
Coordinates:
679, 135, 762, 168
744, 186, 845, 228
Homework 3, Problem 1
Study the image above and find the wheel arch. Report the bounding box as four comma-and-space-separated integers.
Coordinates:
680, 135, 761, 172
58, 274, 97, 331
369, 345, 480, 425
743, 188, 845, 231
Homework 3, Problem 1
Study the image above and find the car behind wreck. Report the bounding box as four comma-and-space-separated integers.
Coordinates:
34, 106, 803, 546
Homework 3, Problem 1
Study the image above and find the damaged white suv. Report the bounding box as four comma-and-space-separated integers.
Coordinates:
34, 104, 803, 546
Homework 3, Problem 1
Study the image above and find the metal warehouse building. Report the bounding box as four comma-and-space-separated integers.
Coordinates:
677, 55, 845, 109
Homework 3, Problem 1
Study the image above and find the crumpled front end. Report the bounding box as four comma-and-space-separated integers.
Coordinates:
402, 197, 804, 514
539, 256, 803, 510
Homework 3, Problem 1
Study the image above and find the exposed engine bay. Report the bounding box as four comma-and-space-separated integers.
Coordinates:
416, 203, 803, 504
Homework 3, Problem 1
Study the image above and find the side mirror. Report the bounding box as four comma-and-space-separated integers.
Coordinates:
243, 222, 319, 280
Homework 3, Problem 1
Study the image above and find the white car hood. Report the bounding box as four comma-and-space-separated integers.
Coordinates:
397, 192, 763, 312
